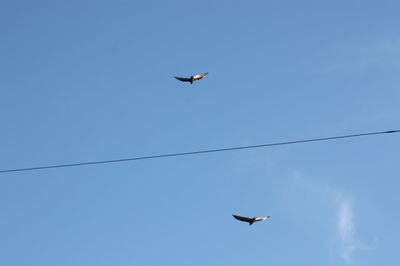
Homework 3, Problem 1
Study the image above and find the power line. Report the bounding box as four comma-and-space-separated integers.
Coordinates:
0, 129, 399, 174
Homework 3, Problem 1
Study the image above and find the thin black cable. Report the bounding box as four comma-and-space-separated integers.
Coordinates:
0, 129, 399, 174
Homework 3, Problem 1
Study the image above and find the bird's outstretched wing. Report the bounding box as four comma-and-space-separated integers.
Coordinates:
193, 73, 208, 81
174, 76, 191, 82
254, 216, 270, 222
232, 215, 252, 223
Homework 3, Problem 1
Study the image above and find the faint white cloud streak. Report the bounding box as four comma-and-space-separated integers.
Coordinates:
285, 171, 373, 266
332, 191, 371, 265
319, 36, 400, 74
337, 198, 356, 264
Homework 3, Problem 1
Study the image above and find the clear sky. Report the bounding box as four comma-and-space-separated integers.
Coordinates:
1, 1, 399, 265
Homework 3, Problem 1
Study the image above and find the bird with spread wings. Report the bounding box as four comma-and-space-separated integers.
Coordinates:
232, 215, 271, 225
174, 73, 208, 84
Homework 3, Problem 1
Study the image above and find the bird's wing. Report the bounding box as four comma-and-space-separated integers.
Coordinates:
232, 215, 252, 222
193, 73, 208, 81
254, 216, 271, 222
174, 76, 191, 82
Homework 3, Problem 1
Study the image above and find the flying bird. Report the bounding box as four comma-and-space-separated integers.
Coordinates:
174, 73, 208, 84
232, 215, 271, 225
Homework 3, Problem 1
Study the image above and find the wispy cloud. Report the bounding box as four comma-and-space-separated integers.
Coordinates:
318, 36, 400, 74
333, 193, 372, 266
284, 171, 374, 266
337, 197, 357, 264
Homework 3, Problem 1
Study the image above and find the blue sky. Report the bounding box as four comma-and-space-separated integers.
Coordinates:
1, 1, 399, 265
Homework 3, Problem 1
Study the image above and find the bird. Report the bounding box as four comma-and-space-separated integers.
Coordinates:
232, 214, 271, 225
174, 73, 208, 84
